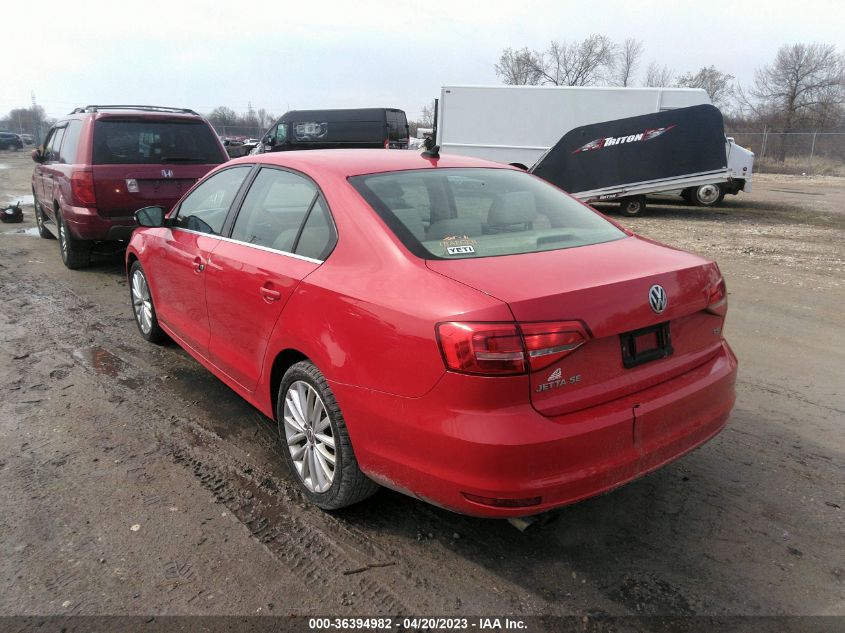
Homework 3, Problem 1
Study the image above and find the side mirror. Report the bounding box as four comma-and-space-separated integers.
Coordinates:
31, 149, 43, 163
135, 206, 165, 228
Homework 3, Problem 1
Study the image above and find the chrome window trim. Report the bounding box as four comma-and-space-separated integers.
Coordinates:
171, 227, 324, 265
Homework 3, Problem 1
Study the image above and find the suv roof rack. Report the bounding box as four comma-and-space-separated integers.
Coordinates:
69, 105, 199, 115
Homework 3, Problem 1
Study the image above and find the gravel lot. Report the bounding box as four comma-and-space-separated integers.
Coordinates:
1, 149, 843, 624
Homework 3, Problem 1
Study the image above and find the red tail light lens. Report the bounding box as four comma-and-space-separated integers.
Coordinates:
706, 278, 728, 316
383, 139, 390, 149
436, 321, 589, 376
437, 322, 525, 375
71, 171, 97, 207
520, 321, 587, 370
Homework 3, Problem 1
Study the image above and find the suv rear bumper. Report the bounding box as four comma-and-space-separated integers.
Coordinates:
332, 340, 737, 518
62, 205, 136, 241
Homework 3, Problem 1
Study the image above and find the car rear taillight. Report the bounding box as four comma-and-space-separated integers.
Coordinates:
437, 322, 525, 375
436, 321, 588, 376
706, 278, 728, 316
383, 139, 390, 149
520, 321, 588, 370
71, 171, 97, 207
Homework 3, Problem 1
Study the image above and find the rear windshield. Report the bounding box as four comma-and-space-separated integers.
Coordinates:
350, 168, 625, 260
92, 119, 224, 165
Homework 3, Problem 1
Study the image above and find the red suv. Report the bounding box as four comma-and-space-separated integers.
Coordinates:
32, 105, 228, 268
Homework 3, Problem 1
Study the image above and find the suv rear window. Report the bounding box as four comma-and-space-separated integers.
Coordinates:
92, 119, 224, 165
350, 168, 625, 260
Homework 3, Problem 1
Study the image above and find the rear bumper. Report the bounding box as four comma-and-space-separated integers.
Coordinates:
62, 205, 136, 241
332, 341, 737, 518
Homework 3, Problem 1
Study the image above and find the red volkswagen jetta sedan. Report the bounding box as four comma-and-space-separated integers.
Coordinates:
126, 149, 737, 517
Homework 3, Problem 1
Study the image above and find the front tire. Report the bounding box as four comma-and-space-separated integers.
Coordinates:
57, 211, 91, 269
129, 261, 166, 343
278, 361, 379, 510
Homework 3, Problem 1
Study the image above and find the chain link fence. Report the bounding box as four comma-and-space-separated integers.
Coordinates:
726, 131, 845, 176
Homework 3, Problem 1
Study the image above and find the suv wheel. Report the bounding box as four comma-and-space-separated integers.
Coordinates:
277, 361, 379, 510
34, 199, 55, 239
56, 211, 91, 269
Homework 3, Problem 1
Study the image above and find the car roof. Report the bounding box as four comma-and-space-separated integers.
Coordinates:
227, 149, 514, 178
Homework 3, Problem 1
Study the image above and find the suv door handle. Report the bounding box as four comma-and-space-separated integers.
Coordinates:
193, 256, 205, 273
260, 285, 281, 302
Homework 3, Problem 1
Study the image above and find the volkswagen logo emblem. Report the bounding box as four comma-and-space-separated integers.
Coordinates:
648, 284, 668, 314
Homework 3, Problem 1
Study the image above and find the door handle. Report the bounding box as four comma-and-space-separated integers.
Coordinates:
260, 285, 281, 302
193, 256, 205, 273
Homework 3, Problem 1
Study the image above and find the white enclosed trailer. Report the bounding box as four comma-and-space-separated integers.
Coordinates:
436, 85, 753, 208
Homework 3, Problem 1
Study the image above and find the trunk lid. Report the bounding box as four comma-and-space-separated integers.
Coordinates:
426, 236, 727, 416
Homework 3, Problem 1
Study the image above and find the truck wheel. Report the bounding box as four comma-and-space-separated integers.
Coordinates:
691, 183, 725, 207
57, 211, 92, 269
619, 196, 647, 217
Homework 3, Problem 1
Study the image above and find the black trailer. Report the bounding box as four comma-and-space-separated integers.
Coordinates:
530, 105, 736, 215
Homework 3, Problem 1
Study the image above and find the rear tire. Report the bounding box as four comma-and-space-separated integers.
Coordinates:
619, 196, 647, 217
34, 200, 55, 239
277, 361, 379, 510
57, 211, 91, 269
690, 183, 725, 207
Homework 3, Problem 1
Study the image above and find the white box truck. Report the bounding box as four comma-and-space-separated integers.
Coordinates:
435, 85, 753, 210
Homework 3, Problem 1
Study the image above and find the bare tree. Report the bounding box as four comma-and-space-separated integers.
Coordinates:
644, 62, 674, 87
495, 47, 543, 85
613, 38, 644, 87
533, 35, 618, 86
420, 100, 436, 128
676, 66, 736, 109
206, 106, 239, 128
749, 42, 845, 141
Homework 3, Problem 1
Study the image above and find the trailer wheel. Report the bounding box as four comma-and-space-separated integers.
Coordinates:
690, 183, 725, 207
619, 196, 647, 217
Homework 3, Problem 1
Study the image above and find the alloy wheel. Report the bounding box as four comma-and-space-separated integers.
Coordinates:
283, 380, 336, 493
131, 270, 154, 335
58, 219, 68, 259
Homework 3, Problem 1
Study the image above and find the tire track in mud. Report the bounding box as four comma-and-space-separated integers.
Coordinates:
2, 270, 416, 614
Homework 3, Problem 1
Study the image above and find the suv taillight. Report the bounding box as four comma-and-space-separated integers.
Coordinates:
436, 321, 588, 376
71, 171, 97, 207
383, 139, 390, 149
706, 278, 728, 316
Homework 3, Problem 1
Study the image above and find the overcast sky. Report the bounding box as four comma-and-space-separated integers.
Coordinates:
5, 0, 843, 122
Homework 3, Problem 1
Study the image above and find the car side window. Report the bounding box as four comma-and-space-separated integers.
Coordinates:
45, 126, 66, 162
230, 168, 322, 254
295, 196, 335, 260
59, 121, 83, 164
172, 166, 252, 235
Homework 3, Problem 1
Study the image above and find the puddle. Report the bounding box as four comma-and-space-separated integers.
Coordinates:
3, 227, 39, 236
72, 346, 142, 389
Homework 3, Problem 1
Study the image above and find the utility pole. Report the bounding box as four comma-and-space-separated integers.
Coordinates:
31, 91, 43, 146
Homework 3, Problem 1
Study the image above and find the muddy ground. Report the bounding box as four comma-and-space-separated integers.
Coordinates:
0, 150, 843, 623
